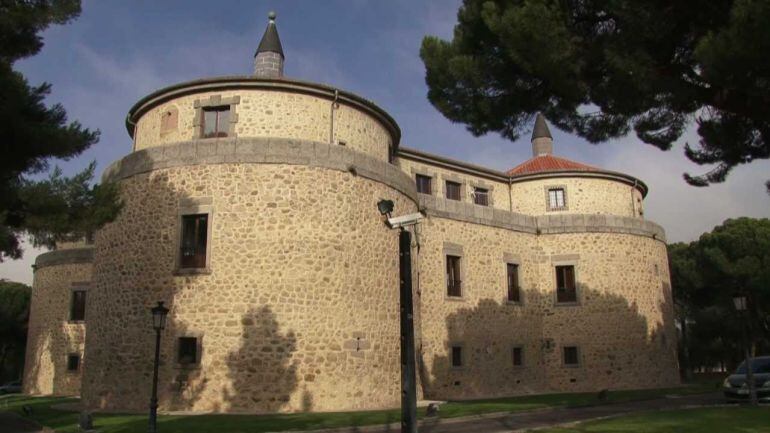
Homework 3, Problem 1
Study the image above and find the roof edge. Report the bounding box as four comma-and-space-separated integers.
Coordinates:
397, 146, 509, 182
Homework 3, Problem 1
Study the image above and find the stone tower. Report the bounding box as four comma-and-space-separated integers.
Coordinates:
254, 12, 284, 78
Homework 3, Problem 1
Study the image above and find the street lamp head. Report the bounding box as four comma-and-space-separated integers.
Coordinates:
377, 199, 394, 217
151, 301, 169, 331
732, 293, 747, 312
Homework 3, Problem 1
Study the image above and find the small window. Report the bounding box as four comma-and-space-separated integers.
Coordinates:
178, 337, 199, 365
548, 188, 566, 210
512, 347, 523, 367
445, 181, 462, 201
70, 290, 86, 321
507, 264, 520, 303
555, 265, 577, 303
451, 346, 463, 367
563, 346, 579, 366
416, 174, 432, 195
472, 187, 489, 206
180, 214, 208, 269
446, 255, 462, 297
202, 106, 230, 138
67, 354, 80, 371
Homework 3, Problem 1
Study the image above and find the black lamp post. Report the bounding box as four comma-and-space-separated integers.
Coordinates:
149, 301, 169, 433
732, 293, 758, 406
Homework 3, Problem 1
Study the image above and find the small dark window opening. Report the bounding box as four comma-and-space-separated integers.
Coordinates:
555, 265, 577, 303
67, 354, 80, 371
563, 346, 579, 366
446, 255, 462, 297
70, 290, 86, 321
512, 347, 523, 367
178, 337, 198, 365
445, 181, 462, 201
202, 106, 230, 138
180, 214, 208, 268
507, 263, 520, 303
473, 187, 489, 206
416, 174, 432, 195
451, 346, 463, 367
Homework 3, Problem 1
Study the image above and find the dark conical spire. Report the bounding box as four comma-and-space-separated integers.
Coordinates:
531, 113, 554, 156
254, 12, 284, 77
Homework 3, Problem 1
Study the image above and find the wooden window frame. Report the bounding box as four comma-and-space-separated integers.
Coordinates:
563, 345, 581, 367
69, 289, 87, 322
201, 106, 231, 138
193, 95, 240, 139
446, 255, 463, 298
506, 263, 521, 304
554, 264, 578, 305
450, 344, 464, 369
415, 174, 432, 195
175, 203, 213, 275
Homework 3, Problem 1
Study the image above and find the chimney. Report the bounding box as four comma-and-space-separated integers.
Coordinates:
254, 12, 284, 78
531, 113, 553, 157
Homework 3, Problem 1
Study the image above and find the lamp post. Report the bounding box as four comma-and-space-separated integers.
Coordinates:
732, 294, 758, 406
149, 301, 169, 433
378, 199, 419, 433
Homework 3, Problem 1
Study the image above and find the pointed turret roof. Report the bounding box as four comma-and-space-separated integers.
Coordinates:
531, 113, 552, 140
255, 11, 284, 58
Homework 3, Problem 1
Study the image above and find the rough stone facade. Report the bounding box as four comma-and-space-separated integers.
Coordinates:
24, 74, 678, 412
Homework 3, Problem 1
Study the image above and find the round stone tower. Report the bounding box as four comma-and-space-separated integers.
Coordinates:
81, 14, 417, 413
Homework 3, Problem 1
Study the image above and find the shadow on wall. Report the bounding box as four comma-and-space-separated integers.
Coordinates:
421, 284, 679, 400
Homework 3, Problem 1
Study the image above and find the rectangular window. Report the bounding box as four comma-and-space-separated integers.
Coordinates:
473, 187, 489, 206
178, 337, 199, 365
555, 265, 577, 303
512, 347, 523, 367
446, 255, 462, 297
451, 346, 463, 367
67, 354, 80, 371
507, 264, 520, 303
202, 106, 230, 138
563, 346, 579, 366
416, 174, 432, 194
548, 188, 566, 210
180, 214, 208, 269
445, 181, 462, 201
70, 290, 86, 321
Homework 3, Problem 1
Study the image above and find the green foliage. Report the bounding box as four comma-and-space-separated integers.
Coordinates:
0, 0, 121, 260
421, 0, 770, 190
0, 279, 31, 383
669, 218, 770, 372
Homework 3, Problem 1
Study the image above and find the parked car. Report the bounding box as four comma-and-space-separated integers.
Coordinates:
0, 380, 22, 394
723, 356, 770, 402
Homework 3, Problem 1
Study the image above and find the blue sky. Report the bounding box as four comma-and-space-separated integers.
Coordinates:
2, 0, 769, 283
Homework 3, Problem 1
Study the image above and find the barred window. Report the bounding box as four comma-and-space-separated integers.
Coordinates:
548, 188, 566, 210
416, 174, 432, 194
473, 187, 489, 206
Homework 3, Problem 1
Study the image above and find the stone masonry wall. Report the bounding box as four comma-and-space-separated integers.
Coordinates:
83, 163, 417, 413
133, 89, 392, 162
23, 260, 90, 396
510, 177, 641, 217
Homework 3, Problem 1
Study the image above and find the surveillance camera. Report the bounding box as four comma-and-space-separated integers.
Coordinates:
386, 212, 424, 229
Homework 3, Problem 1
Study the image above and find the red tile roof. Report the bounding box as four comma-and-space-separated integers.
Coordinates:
507, 155, 599, 176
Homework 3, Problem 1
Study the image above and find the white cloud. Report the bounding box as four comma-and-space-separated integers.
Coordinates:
0, 240, 48, 285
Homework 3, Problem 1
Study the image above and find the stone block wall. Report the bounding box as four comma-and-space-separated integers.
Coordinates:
510, 177, 642, 217
23, 254, 91, 396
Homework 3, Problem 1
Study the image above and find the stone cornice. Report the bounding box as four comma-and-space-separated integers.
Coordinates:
34, 247, 94, 270
419, 194, 666, 242
102, 138, 419, 203
125, 76, 401, 147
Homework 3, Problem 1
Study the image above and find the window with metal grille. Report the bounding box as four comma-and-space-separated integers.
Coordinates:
445, 181, 461, 201
202, 106, 230, 138
178, 337, 198, 365
70, 290, 86, 321
472, 187, 489, 206
180, 214, 208, 269
67, 354, 80, 371
446, 255, 462, 297
451, 346, 463, 367
416, 174, 432, 194
563, 346, 579, 366
555, 265, 577, 303
507, 264, 520, 303
512, 347, 523, 367
548, 188, 566, 210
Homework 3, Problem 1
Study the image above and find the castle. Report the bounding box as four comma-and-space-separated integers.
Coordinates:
22, 14, 679, 413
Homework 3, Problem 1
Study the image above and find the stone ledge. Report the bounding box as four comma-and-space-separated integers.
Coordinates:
102, 138, 419, 203
419, 195, 667, 242
34, 247, 94, 270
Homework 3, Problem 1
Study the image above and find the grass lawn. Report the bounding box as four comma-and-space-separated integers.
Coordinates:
0, 383, 719, 433
535, 407, 770, 433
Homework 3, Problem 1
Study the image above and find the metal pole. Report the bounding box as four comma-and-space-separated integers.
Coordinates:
399, 229, 417, 433
742, 314, 758, 406
149, 327, 162, 433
